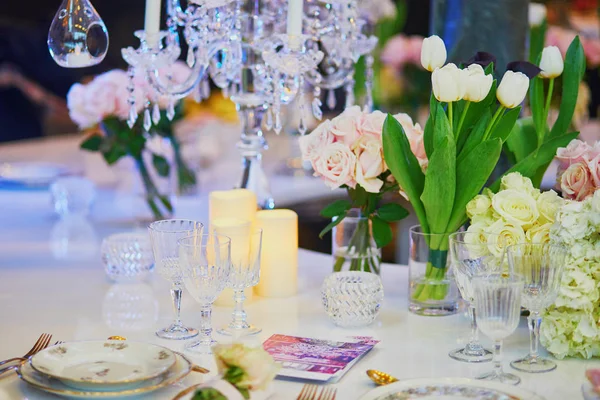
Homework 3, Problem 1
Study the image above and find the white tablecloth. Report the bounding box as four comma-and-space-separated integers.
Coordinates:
0, 135, 595, 400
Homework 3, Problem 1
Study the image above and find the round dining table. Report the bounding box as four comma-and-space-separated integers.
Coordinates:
0, 133, 594, 400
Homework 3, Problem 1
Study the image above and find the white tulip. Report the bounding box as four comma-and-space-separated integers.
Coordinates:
431, 63, 466, 103
463, 64, 493, 102
496, 70, 530, 108
539, 46, 564, 78
421, 35, 447, 72
528, 3, 547, 27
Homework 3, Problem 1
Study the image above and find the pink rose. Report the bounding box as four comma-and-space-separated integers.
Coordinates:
330, 106, 363, 146
67, 83, 102, 129
556, 139, 591, 169
393, 113, 428, 170
312, 143, 357, 190
299, 120, 335, 161
561, 162, 595, 201
355, 138, 385, 193
143, 61, 191, 109
381, 35, 423, 69
589, 142, 600, 159
587, 153, 600, 187
359, 110, 387, 138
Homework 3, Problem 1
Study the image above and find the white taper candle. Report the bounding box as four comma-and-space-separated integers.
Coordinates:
286, 0, 303, 36
144, 0, 162, 47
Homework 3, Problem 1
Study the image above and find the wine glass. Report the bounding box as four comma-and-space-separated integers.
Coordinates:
449, 231, 504, 363
217, 228, 263, 337
148, 219, 203, 340
507, 243, 567, 373
473, 273, 524, 385
179, 233, 231, 353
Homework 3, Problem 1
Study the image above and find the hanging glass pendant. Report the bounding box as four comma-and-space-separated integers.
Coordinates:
48, 0, 109, 68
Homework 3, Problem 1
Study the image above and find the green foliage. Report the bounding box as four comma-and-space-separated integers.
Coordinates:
192, 388, 228, 400
376, 203, 409, 222
490, 106, 521, 143
529, 20, 548, 64
320, 200, 352, 218
152, 154, 170, 177
371, 216, 393, 248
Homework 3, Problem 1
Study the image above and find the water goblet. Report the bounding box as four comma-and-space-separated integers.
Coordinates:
148, 219, 204, 340
217, 228, 263, 337
507, 243, 567, 373
179, 233, 231, 353
473, 273, 524, 385
449, 231, 505, 363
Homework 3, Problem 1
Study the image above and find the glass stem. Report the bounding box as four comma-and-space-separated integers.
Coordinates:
199, 304, 213, 346
493, 340, 503, 378
170, 284, 183, 325
468, 305, 480, 346
231, 289, 248, 331
528, 311, 542, 361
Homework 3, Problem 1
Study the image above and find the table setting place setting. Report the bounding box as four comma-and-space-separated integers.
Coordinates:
3, 0, 600, 397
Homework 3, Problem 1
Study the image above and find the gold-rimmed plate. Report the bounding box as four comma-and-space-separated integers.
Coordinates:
30, 340, 176, 391
18, 352, 191, 399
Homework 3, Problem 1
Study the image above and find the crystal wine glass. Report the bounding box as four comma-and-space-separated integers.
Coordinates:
148, 219, 203, 340
217, 228, 263, 337
449, 231, 505, 363
179, 233, 231, 353
507, 243, 567, 373
473, 273, 524, 385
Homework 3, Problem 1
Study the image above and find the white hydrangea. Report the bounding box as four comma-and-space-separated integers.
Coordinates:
541, 191, 600, 359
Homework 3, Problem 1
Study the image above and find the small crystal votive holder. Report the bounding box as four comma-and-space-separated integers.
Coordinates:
101, 232, 154, 283
321, 271, 384, 328
50, 176, 95, 216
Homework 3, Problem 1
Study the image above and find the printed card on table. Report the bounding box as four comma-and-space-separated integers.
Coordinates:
263, 334, 379, 382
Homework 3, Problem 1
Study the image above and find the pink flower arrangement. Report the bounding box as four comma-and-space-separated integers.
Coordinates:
380, 35, 424, 70
556, 139, 600, 201
300, 106, 427, 193
67, 62, 191, 129
547, 26, 600, 68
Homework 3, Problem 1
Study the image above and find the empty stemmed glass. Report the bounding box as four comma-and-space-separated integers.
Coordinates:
148, 219, 203, 340
217, 228, 263, 337
473, 273, 524, 385
179, 233, 231, 353
507, 243, 567, 373
449, 231, 505, 363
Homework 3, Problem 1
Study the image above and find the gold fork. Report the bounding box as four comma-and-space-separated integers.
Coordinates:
0, 333, 52, 367
0, 340, 61, 377
297, 384, 337, 400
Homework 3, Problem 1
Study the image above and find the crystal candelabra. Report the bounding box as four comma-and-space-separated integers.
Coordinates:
78, 0, 377, 208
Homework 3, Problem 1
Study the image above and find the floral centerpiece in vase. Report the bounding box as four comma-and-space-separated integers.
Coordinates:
300, 106, 426, 273
67, 63, 196, 220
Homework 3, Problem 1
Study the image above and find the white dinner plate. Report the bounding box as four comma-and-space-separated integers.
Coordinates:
0, 162, 70, 187
30, 340, 176, 391
19, 351, 191, 398
360, 378, 546, 400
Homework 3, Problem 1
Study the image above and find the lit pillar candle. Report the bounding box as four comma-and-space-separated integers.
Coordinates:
255, 209, 298, 297
211, 218, 254, 307
286, 0, 303, 36
144, 0, 162, 47
209, 189, 257, 225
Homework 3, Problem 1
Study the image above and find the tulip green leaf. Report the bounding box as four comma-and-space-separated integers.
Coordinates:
423, 94, 437, 158
529, 20, 547, 63
504, 117, 538, 163
490, 106, 521, 143
549, 36, 585, 140
457, 109, 492, 162
433, 102, 452, 148
490, 131, 580, 192
382, 115, 429, 233
447, 138, 502, 232
457, 80, 497, 140
420, 135, 455, 235
529, 75, 545, 144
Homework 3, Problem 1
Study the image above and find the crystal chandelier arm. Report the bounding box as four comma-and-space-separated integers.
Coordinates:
166, 0, 188, 24
146, 58, 209, 98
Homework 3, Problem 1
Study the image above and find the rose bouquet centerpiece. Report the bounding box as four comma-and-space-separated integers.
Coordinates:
300, 106, 425, 273
382, 35, 579, 309
192, 343, 279, 400
67, 63, 196, 219
466, 172, 565, 256
540, 190, 600, 359
556, 139, 600, 201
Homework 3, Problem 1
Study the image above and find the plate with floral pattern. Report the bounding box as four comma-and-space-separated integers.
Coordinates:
360, 378, 546, 400
29, 340, 176, 391
19, 351, 191, 398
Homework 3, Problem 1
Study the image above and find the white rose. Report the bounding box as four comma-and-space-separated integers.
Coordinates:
214, 344, 279, 391
467, 194, 492, 218
486, 219, 526, 257
354, 137, 385, 193
492, 189, 539, 229
465, 222, 495, 258
330, 106, 363, 146
537, 190, 564, 224
312, 143, 357, 189
299, 120, 334, 161
526, 222, 552, 244
500, 172, 539, 199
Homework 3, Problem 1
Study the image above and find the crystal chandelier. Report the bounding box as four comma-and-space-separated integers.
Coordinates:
50, 0, 378, 208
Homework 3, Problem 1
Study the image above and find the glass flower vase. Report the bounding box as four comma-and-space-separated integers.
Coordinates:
409, 225, 459, 316
332, 209, 381, 274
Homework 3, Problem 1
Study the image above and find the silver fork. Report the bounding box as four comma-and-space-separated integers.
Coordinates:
297, 384, 337, 400
0, 340, 61, 377
0, 333, 52, 367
